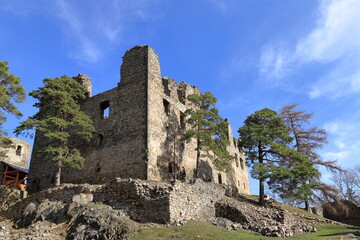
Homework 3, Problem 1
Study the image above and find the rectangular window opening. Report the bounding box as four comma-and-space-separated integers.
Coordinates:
163, 99, 170, 115
180, 113, 186, 129
16, 145, 22, 156
100, 100, 110, 119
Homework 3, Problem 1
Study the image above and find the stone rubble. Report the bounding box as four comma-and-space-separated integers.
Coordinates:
0, 179, 356, 239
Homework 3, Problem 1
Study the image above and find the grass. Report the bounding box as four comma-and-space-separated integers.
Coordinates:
130, 221, 360, 240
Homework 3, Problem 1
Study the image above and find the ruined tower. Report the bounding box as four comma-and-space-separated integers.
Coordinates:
27, 46, 250, 194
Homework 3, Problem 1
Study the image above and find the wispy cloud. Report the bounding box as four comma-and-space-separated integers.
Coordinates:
322, 119, 360, 166
259, 0, 360, 99
0, 0, 161, 64
259, 44, 290, 81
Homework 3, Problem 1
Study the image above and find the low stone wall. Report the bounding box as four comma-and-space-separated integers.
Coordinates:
93, 178, 229, 224
169, 180, 226, 223
93, 178, 172, 223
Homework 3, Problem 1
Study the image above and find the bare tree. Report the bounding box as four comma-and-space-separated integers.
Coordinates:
279, 104, 342, 209
331, 165, 360, 204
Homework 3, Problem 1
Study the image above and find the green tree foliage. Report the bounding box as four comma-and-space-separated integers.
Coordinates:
15, 75, 94, 186
279, 104, 340, 208
182, 91, 233, 173
238, 108, 318, 205
0, 61, 26, 158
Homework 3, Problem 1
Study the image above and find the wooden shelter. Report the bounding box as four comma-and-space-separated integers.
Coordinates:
1, 161, 28, 189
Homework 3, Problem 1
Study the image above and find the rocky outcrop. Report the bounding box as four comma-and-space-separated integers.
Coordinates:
0, 179, 346, 239
67, 204, 135, 240
214, 198, 320, 237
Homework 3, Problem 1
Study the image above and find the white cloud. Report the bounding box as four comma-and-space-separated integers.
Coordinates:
259, 44, 290, 81
322, 119, 360, 167
259, 0, 360, 99
0, 0, 161, 64
323, 150, 351, 163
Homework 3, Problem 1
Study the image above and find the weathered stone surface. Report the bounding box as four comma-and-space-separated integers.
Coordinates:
0, 186, 23, 211
14, 200, 69, 228
66, 204, 135, 240
0, 136, 31, 169
214, 197, 324, 237
27, 45, 250, 196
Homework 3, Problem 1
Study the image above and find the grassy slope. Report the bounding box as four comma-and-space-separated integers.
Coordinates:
131, 195, 359, 240
131, 221, 360, 240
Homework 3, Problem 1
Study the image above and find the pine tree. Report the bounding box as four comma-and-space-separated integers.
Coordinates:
182, 91, 232, 175
15, 75, 94, 186
0, 61, 26, 158
279, 104, 341, 209
238, 108, 318, 205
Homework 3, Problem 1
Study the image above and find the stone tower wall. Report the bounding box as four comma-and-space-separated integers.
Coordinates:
0, 137, 31, 185
27, 46, 152, 192
27, 45, 250, 195
0, 137, 31, 168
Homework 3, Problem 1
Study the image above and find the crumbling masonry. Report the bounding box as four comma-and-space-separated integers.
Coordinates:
27, 46, 250, 194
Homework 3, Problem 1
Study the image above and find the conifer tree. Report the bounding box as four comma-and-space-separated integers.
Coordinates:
0, 61, 26, 157
279, 104, 341, 209
15, 75, 94, 186
238, 108, 317, 205
182, 91, 232, 174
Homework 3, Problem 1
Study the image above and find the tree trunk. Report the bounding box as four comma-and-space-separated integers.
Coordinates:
259, 177, 265, 205
55, 165, 61, 186
258, 143, 265, 205
195, 137, 200, 178
305, 200, 311, 212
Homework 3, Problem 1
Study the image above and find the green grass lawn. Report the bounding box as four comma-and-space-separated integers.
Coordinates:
130, 221, 360, 240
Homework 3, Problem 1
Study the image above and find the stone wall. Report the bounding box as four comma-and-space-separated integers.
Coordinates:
93, 179, 171, 223
93, 178, 228, 224
0, 137, 31, 168
169, 180, 227, 222
27, 45, 250, 195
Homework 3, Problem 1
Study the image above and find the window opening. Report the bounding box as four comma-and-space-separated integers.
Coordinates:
100, 101, 110, 119
162, 78, 171, 96
180, 113, 186, 129
177, 89, 185, 104
168, 162, 173, 174
238, 180, 240, 186
235, 153, 239, 167
98, 134, 103, 146
218, 173, 222, 184
16, 145, 22, 156
240, 158, 244, 170
163, 99, 170, 115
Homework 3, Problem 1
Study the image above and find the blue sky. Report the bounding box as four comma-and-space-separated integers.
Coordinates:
1, 0, 359, 195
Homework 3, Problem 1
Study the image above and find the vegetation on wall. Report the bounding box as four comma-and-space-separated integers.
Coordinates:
15, 75, 94, 186
182, 91, 233, 173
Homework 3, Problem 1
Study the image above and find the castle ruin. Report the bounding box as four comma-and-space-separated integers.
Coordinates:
27, 46, 250, 194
